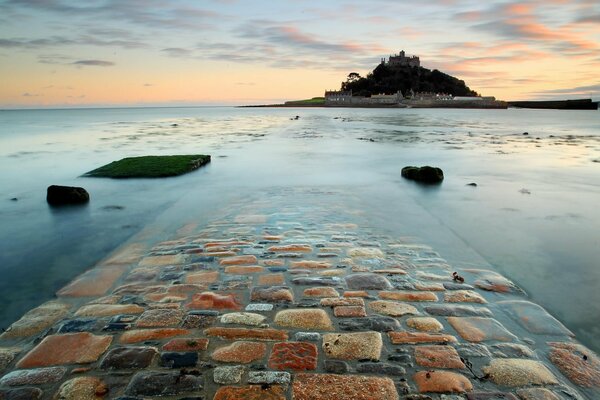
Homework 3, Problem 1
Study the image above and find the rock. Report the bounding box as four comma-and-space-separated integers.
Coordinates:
74, 304, 145, 317
250, 286, 294, 302
345, 273, 393, 290
499, 300, 573, 336
322, 332, 382, 361
320, 297, 364, 307
46, 185, 89, 205
219, 255, 258, 265
515, 388, 561, 400
245, 303, 274, 312
186, 292, 242, 310
135, 309, 184, 327
211, 341, 266, 363
414, 371, 473, 393
182, 312, 217, 328
214, 385, 286, 400
424, 304, 492, 317
185, 270, 219, 284
292, 276, 341, 286
379, 291, 438, 301
0, 387, 44, 400
444, 290, 487, 304
138, 254, 185, 267
268, 244, 313, 252
334, 305, 367, 317
162, 338, 209, 352
213, 365, 246, 384
159, 351, 198, 368
125, 371, 203, 396
0, 367, 66, 386
482, 359, 558, 387
100, 346, 158, 369
324, 360, 349, 374
0, 301, 70, 339
304, 287, 340, 297
274, 309, 333, 330
348, 247, 385, 258
369, 300, 419, 317
57, 265, 127, 297
294, 332, 320, 341
339, 315, 401, 332
57, 318, 98, 333
467, 183, 478, 187
415, 345, 466, 369
258, 273, 285, 285
53, 376, 108, 400
401, 166, 444, 184
292, 373, 398, 400
204, 327, 288, 341
356, 362, 405, 375
119, 328, 190, 344
291, 260, 332, 269
0, 348, 20, 371
466, 392, 519, 399
16, 333, 112, 368
388, 331, 457, 345
224, 265, 264, 274
406, 317, 444, 332
490, 343, 533, 358
248, 371, 291, 385
547, 342, 600, 387
268, 342, 318, 371
456, 343, 492, 358
448, 317, 517, 342
221, 312, 266, 326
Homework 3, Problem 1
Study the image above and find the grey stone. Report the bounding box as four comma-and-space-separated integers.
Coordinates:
213, 365, 245, 384
443, 282, 475, 290
499, 300, 573, 336
125, 371, 203, 396
245, 303, 274, 312
456, 344, 492, 358
0, 367, 67, 386
100, 347, 158, 370
345, 273, 393, 290
490, 343, 534, 358
292, 277, 341, 286
294, 332, 320, 341
324, 360, 349, 374
182, 313, 217, 328
159, 352, 198, 368
466, 393, 518, 400
0, 388, 44, 400
338, 316, 400, 332
247, 371, 291, 385
356, 362, 405, 375
56, 318, 98, 333
424, 304, 492, 317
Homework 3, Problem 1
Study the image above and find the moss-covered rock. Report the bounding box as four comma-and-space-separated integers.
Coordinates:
401, 166, 444, 184
85, 155, 210, 178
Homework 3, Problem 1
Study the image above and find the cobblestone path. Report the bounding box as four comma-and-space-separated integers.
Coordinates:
1, 193, 599, 399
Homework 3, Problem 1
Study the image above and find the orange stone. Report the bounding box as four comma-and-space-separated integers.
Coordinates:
320, 297, 364, 307
119, 328, 190, 344
220, 255, 258, 266
74, 304, 145, 317
205, 251, 237, 257
448, 317, 516, 342
414, 370, 473, 393
0, 301, 70, 340
268, 342, 318, 371
292, 373, 398, 400
268, 244, 313, 253
334, 306, 367, 317
304, 287, 340, 298
414, 282, 446, 291
135, 309, 184, 327
548, 342, 600, 387
343, 291, 369, 298
163, 338, 209, 352
185, 270, 219, 284
214, 385, 286, 400
224, 265, 264, 274
264, 235, 283, 241
212, 341, 267, 363
263, 260, 285, 266
16, 333, 112, 368
389, 332, 457, 345
290, 260, 332, 269
186, 292, 242, 310
57, 265, 127, 297
205, 241, 251, 248
373, 269, 407, 275
379, 291, 438, 302
204, 327, 288, 341
258, 273, 285, 286
415, 345, 466, 369
444, 290, 487, 304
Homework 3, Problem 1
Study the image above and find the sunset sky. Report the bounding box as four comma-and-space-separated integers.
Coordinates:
1, 0, 599, 108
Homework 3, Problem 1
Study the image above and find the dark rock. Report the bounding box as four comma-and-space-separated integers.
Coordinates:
268, 267, 288, 273
46, 185, 89, 205
424, 304, 492, 317
324, 360, 349, 374
522, 132, 529, 135
467, 183, 478, 187
160, 352, 198, 368
356, 362, 405, 375
339, 316, 400, 332
456, 343, 492, 358
443, 282, 475, 290
490, 343, 534, 358
345, 273, 392, 290
466, 393, 518, 400
125, 371, 202, 397
10, 198, 18, 201
0, 388, 44, 400
182, 313, 217, 329
401, 166, 444, 184
56, 318, 98, 333
387, 354, 412, 364
100, 347, 158, 370
103, 323, 131, 331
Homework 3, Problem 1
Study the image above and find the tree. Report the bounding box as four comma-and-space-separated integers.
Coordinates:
346, 72, 361, 84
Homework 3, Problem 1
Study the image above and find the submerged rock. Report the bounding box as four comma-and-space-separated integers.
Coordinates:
401, 166, 444, 184
46, 185, 89, 206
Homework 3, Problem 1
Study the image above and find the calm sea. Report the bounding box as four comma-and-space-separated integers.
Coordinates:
1, 106, 599, 351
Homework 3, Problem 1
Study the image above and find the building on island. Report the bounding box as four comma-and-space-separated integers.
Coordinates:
324, 90, 403, 106
324, 90, 353, 104
382, 50, 420, 68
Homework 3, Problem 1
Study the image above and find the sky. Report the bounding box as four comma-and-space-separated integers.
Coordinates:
1, 0, 599, 108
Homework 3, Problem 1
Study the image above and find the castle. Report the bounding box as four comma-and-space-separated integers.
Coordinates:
381, 50, 420, 68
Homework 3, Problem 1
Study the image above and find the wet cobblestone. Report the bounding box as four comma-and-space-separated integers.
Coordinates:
0, 198, 598, 399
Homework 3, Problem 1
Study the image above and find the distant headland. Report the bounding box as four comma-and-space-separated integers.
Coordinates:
244, 50, 598, 110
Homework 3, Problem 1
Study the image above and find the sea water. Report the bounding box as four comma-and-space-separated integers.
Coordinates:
0, 106, 599, 351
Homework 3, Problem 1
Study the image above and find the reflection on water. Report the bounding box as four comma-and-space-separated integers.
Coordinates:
0, 107, 599, 353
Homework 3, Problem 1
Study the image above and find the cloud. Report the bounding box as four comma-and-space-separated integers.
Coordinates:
161, 47, 192, 58
22, 92, 41, 97
143, 83, 153, 87
72, 59, 114, 67
534, 83, 600, 95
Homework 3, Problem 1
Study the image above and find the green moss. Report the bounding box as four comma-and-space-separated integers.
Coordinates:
85, 154, 211, 178
284, 97, 325, 105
